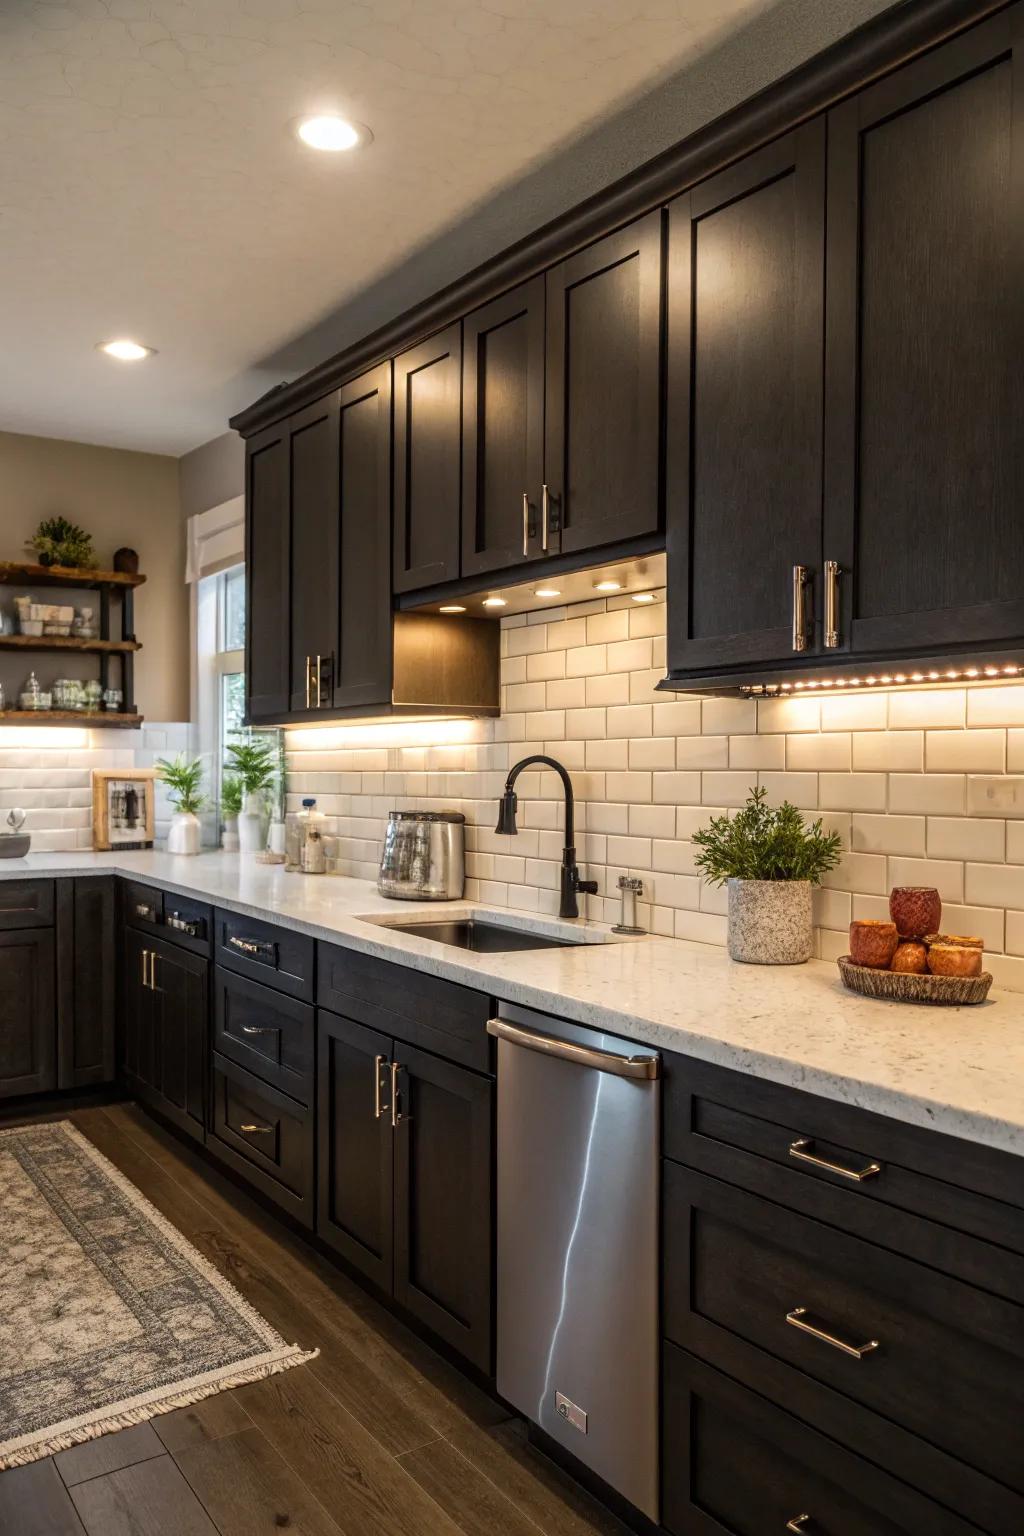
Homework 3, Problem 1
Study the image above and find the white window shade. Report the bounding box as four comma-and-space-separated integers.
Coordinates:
185, 497, 244, 584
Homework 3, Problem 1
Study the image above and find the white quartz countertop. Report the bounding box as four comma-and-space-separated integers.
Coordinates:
5, 850, 1023, 1157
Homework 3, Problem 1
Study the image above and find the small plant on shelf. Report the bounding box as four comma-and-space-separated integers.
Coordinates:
220, 773, 243, 818
155, 754, 206, 815
692, 786, 842, 966
27, 517, 97, 570
224, 736, 278, 797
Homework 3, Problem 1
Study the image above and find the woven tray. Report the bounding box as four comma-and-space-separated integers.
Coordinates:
837, 955, 993, 1006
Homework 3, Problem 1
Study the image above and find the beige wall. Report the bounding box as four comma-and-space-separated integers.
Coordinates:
0, 430, 186, 721
179, 431, 244, 521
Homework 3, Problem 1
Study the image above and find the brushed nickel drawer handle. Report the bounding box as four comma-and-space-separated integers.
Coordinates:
791, 564, 809, 652
824, 559, 841, 648
541, 482, 550, 553
239, 1123, 274, 1135
240, 1024, 277, 1036
789, 1137, 881, 1182
786, 1307, 879, 1359
522, 491, 530, 557
374, 1054, 387, 1120
786, 1518, 812, 1534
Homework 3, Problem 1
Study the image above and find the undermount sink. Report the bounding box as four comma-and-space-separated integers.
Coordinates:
367, 916, 597, 953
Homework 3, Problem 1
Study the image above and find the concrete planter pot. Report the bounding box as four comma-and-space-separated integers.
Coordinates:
166, 811, 202, 857
726, 878, 813, 965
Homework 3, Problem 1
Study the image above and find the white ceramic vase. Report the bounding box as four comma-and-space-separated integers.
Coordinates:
726, 878, 813, 964
167, 811, 201, 856
237, 791, 266, 854
221, 814, 240, 852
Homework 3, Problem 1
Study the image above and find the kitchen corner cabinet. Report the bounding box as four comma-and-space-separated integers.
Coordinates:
393, 324, 463, 594
822, 8, 1024, 662
545, 212, 663, 558
318, 1007, 494, 1372
665, 125, 826, 675
123, 927, 207, 1144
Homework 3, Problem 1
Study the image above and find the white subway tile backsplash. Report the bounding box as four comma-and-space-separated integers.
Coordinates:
757, 696, 820, 733
889, 689, 966, 729
585, 672, 630, 707
927, 816, 1005, 863
887, 855, 964, 904
819, 772, 887, 813
966, 685, 1024, 728
820, 693, 887, 731
852, 731, 923, 772
629, 737, 676, 770
652, 700, 701, 736
701, 697, 756, 734
729, 735, 785, 770
965, 862, 1024, 910
852, 813, 926, 856
758, 772, 819, 809
926, 729, 1005, 773
787, 733, 851, 771
677, 736, 729, 769
889, 774, 966, 815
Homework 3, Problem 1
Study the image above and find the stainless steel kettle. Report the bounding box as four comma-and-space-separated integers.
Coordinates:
377, 810, 465, 900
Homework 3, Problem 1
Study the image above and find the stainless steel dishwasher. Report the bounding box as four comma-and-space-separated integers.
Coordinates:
487, 1003, 660, 1522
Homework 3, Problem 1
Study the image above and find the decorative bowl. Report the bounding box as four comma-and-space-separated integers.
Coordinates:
837, 955, 992, 1006
0, 834, 31, 859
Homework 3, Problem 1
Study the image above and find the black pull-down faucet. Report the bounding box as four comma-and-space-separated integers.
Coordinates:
495, 754, 598, 920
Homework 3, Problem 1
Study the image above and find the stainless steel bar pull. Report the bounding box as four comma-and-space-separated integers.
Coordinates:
786, 1517, 812, 1533
522, 492, 530, 557
541, 483, 550, 553
791, 564, 809, 652
374, 1054, 388, 1120
789, 1137, 881, 1182
824, 559, 841, 648
486, 1017, 660, 1080
786, 1307, 879, 1359
240, 1024, 276, 1036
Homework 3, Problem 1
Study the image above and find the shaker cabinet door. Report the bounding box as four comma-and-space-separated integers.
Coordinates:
148, 936, 208, 1144
246, 421, 291, 722
289, 393, 341, 715
0, 928, 55, 1098
461, 278, 546, 577
544, 212, 663, 558
335, 363, 393, 710
823, 8, 1024, 661
665, 124, 826, 677
393, 325, 462, 593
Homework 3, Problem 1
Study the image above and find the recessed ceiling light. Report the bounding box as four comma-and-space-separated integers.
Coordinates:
534, 588, 561, 598
439, 604, 466, 614
594, 579, 622, 592
97, 339, 154, 361
296, 115, 368, 152
482, 596, 506, 608
631, 592, 656, 604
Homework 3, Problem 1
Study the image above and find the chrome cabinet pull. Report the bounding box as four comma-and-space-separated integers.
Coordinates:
141, 948, 149, 989
390, 1060, 410, 1128
486, 1017, 659, 1079
786, 1307, 879, 1359
304, 654, 311, 710
824, 559, 841, 648
239, 1123, 273, 1135
315, 653, 322, 706
791, 564, 809, 652
786, 1517, 812, 1533
149, 951, 158, 991
240, 1024, 276, 1036
789, 1137, 881, 1182
541, 483, 550, 553
522, 492, 530, 557
228, 935, 276, 963
374, 1054, 389, 1119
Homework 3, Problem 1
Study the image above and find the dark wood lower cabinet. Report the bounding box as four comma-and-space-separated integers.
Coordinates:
57, 876, 116, 1089
317, 1008, 494, 1372
209, 1054, 314, 1228
122, 926, 207, 1145
0, 927, 55, 1098
662, 1346, 979, 1536
393, 1041, 493, 1373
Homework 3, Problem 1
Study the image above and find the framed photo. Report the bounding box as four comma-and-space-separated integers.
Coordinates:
92, 769, 156, 851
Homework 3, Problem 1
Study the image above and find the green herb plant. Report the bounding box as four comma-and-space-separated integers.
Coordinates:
220, 773, 243, 818
156, 755, 206, 817
224, 736, 278, 796
27, 517, 96, 569
692, 785, 842, 886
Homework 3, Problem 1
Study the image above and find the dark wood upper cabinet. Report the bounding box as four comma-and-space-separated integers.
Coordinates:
545, 212, 663, 558
0, 928, 55, 1098
461, 278, 545, 577
823, 9, 1024, 662
665, 124, 826, 676
335, 363, 393, 710
393, 324, 462, 593
246, 420, 291, 722
289, 393, 340, 715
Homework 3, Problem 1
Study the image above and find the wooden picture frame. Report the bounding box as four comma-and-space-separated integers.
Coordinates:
92, 769, 156, 851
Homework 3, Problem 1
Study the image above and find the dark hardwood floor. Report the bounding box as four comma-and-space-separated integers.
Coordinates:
0, 1103, 628, 1536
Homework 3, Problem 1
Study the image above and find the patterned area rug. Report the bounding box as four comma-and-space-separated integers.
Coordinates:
0, 1120, 317, 1469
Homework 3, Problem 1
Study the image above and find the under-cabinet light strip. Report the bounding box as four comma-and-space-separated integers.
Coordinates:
742, 664, 1022, 696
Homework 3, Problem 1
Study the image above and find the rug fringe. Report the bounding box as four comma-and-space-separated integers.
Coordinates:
0, 1347, 319, 1470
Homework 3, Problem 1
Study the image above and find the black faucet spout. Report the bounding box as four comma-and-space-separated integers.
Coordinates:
496, 754, 597, 919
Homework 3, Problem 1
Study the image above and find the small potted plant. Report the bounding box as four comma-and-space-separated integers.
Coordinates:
220, 773, 243, 851
27, 516, 96, 569
692, 785, 842, 964
225, 736, 278, 854
156, 754, 206, 856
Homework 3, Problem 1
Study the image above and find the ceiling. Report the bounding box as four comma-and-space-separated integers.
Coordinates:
0, 0, 891, 457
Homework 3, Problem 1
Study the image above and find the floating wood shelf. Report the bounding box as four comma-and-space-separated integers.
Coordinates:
0, 710, 144, 728
0, 635, 141, 655
0, 561, 146, 590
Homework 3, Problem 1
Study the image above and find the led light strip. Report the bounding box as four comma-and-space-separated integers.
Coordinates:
741, 663, 1022, 696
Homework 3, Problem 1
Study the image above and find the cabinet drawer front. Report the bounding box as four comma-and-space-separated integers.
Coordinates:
318, 941, 491, 1072
214, 967, 314, 1102
664, 1054, 1024, 1276
662, 1345, 979, 1536
122, 879, 164, 932
216, 909, 314, 1001
0, 879, 54, 930
210, 1055, 313, 1227
664, 1164, 1024, 1495
160, 893, 212, 955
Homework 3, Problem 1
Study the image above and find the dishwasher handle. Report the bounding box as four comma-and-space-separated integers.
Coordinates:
486, 1017, 659, 1080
